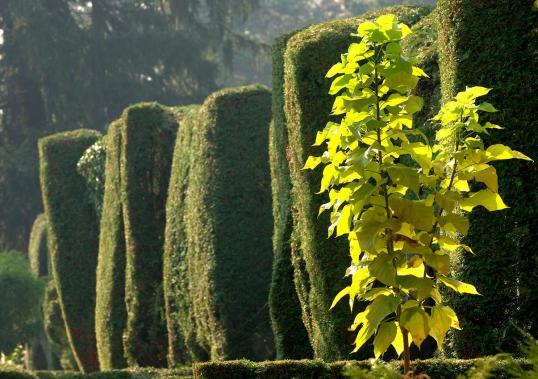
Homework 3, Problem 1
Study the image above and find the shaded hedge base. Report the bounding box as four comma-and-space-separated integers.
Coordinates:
2, 359, 531, 379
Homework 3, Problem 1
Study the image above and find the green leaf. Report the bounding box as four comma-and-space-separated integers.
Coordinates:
401, 142, 432, 172
369, 254, 397, 286
474, 166, 498, 193
486, 144, 532, 161
392, 324, 406, 356
460, 189, 508, 212
374, 321, 397, 358
477, 102, 498, 112
438, 274, 480, 295
438, 213, 469, 236
336, 204, 352, 237
303, 156, 322, 170
330, 286, 350, 310
455, 86, 491, 102
424, 253, 451, 275
387, 165, 420, 195
400, 307, 430, 348
429, 305, 459, 347
397, 275, 434, 301
390, 197, 435, 231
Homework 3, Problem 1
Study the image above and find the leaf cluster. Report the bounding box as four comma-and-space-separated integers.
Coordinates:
305, 14, 532, 359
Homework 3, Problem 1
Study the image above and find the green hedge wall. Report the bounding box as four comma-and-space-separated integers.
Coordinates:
193, 358, 532, 379
268, 30, 312, 360
39, 129, 101, 372
163, 105, 207, 366
184, 85, 273, 361
437, 0, 538, 357
28, 214, 48, 278
0, 367, 192, 379
120, 103, 178, 368
282, 6, 431, 361
95, 120, 127, 371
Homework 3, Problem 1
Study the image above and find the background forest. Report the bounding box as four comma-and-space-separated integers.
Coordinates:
0, 0, 435, 253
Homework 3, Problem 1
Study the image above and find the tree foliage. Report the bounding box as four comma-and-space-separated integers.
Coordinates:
306, 14, 531, 365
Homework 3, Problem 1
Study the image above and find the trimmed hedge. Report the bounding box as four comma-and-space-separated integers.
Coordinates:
120, 103, 178, 368
39, 129, 101, 372
268, 30, 312, 361
95, 120, 127, 371
0, 367, 192, 379
184, 85, 273, 360
437, 0, 538, 357
28, 214, 48, 278
193, 358, 532, 379
163, 105, 207, 366
281, 5, 431, 361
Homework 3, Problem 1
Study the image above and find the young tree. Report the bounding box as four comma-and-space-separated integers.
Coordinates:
306, 15, 531, 374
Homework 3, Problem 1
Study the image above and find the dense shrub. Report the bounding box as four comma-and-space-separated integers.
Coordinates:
38, 129, 101, 372
184, 85, 273, 360
437, 0, 538, 357
28, 214, 48, 278
163, 105, 207, 366
0, 251, 43, 354
77, 139, 106, 218
281, 5, 431, 361
0, 367, 192, 379
268, 30, 312, 361
120, 103, 178, 368
95, 120, 127, 371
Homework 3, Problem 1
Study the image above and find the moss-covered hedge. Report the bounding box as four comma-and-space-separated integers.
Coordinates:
268, 30, 312, 361
437, 0, 538, 357
184, 85, 273, 360
193, 358, 532, 379
95, 120, 127, 371
28, 214, 48, 278
281, 5, 431, 361
39, 129, 101, 372
163, 105, 207, 366
0, 367, 192, 379
120, 103, 178, 367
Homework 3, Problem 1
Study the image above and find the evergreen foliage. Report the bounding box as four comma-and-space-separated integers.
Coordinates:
77, 139, 106, 218
163, 105, 207, 366
120, 103, 178, 368
184, 85, 273, 360
95, 120, 127, 371
28, 214, 48, 278
268, 31, 313, 360
38, 129, 101, 372
437, 0, 538, 357
281, 5, 431, 361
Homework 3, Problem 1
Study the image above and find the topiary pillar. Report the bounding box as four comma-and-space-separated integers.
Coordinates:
121, 103, 178, 367
95, 119, 127, 370
163, 105, 208, 366
39, 129, 101, 372
185, 85, 273, 361
268, 31, 312, 360
437, 0, 538, 357
283, 6, 431, 361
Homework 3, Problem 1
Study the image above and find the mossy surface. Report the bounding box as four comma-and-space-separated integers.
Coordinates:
282, 6, 431, 361
163, 105, 207, 366
184, 85, 273, 360
437, 0, 538, 357
95, 119, 127, 371
39, 129, 101, 372
120, 103, 178, 368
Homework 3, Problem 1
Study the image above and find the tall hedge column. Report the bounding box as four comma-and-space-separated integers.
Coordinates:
283, 6, 430, 361
95, 119, 127, 370
185, 85, 273, 361
39, 129, 101, 372
121, 103, 178, 367
437, 0, 538, 357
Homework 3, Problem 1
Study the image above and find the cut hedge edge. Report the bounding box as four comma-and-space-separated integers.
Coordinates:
38, 129, 101, 372
185, 85, 273, 361
163, 105, 207, 366
121, 103, 178, 368
437, 0, 538, 357
28, 213, 48, 278
268, 30, 312, 360
282, 5, 431, 361
95, 119, 127, 371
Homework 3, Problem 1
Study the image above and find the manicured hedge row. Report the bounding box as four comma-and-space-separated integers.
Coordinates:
437, 0, 538, 357
0, 367, 192, 379
95, 120, 127, 371
268, 30, 312, 361
39, 129, 101, 372
28, 213, 48, 278
120, 103, 178, 368
184, 85, 273, 361
193, 358, 531, 379
163, 105, 207, 366
281, 5, 431, 361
